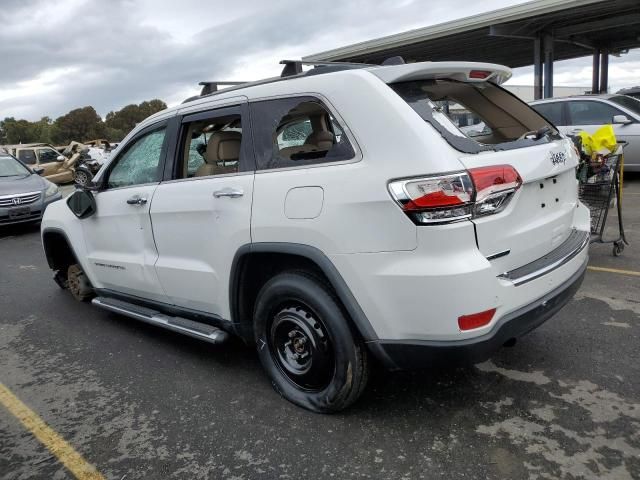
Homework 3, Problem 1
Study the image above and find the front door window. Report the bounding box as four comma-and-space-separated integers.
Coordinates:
107, 128, 166, 188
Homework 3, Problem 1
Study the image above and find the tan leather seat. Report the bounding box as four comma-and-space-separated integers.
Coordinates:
195, 131, 241, 177
304, 131, 334, 150
279, 131, 334, 160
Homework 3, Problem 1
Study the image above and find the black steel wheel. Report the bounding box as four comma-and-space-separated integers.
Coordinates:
67, 264, 94, 302
270, 305, 335, 392
254, 271, 369, 413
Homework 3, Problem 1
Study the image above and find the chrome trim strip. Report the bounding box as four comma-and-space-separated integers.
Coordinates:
0, 190, 41, 200
498, 229, 589, 286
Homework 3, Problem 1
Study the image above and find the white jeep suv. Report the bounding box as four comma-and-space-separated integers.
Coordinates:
42, 60, 590, 412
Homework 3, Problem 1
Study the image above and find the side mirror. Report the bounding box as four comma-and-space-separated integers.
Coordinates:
66, 189, 96, 219
56, 155, 66, 162
612, 114, 633, 125
33, 167, 45, 175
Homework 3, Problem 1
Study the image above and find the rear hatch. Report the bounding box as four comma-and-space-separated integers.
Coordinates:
383, 62, 580, 272
459, 140, 579, 273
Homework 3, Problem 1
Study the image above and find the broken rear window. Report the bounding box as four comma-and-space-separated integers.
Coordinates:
391, 79, 561, 154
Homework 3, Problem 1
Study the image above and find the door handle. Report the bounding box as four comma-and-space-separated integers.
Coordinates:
126, 195, 148, 205
213, 188, 244, 198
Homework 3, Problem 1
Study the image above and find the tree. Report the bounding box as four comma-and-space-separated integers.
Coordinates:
0, 98, 167, 145
0, 117, 39, 144
52, 106, 105, 144
105, 99, 167, 137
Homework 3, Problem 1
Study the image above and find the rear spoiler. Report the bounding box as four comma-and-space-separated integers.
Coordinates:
370, 61, 511, 85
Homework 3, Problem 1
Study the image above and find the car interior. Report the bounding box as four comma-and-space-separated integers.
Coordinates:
182, 115, 242, 178
275, 101, 338, 161
402, 80, 553, 145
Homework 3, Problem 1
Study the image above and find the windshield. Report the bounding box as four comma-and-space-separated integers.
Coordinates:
391, 79, 561, 154
609, 95, 640, 116
0, 155, 31, 177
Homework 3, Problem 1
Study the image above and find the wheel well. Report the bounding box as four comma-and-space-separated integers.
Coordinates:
42, 230, 77, 277
232, 252, 337, 343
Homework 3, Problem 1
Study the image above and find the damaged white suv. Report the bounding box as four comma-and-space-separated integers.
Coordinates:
41, 60, 590, 412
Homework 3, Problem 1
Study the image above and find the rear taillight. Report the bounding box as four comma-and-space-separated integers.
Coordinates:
469, 165, 522, 218
388, 173, 474, 224
388, 165, 521, 225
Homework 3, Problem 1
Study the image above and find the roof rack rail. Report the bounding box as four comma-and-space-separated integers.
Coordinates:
198, 81, 248, 96
279, 59, 372, 77
182, 60, 374, 104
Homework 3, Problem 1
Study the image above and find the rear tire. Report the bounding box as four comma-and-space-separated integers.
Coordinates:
67, 264, 94, 302
253, 271, 369, 413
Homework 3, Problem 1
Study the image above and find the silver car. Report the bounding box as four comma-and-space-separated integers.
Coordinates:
530, 94, 640, 172
0, 153, 62, 226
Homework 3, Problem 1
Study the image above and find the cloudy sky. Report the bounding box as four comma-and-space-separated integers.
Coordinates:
1, 0, 638, 121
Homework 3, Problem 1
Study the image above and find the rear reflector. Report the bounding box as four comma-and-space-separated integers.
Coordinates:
458, 308, 496, 331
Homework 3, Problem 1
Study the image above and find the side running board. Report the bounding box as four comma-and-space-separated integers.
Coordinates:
92, 297, 229, 345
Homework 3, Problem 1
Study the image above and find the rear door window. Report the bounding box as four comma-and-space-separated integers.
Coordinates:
391, 79, 561, 153
531, 102, 565, 126
250, 96, 355, 170
567, 101, 623, 125
177, 108, 244, 179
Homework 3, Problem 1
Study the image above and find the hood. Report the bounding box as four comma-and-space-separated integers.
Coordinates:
0, 174, 47, 196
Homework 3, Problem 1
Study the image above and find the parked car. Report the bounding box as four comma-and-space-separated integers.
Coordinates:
0, 153, 61, 226
41, 60, 590, 412
617, 86, 640, 100
530, 94, 640, 171
0, 143, 75, 183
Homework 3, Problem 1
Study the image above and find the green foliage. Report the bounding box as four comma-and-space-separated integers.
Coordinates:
105, 99, 168, 138
0, 99, 167, 146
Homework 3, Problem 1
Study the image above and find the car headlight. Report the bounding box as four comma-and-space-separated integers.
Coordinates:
44, 181, 59, 198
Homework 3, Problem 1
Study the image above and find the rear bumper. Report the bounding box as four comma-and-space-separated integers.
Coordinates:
367, 257, 587, 370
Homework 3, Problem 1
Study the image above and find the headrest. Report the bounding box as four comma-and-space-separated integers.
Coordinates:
304, 131, 334, 150
206, 131, 242, 164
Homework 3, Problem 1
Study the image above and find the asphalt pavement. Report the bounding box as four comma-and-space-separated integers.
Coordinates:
0, 177, 639, 480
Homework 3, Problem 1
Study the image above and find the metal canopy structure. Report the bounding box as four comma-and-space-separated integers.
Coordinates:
304, 0, 640, 99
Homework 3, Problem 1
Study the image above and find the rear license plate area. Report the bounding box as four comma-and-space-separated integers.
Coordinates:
537, 176, 564, 209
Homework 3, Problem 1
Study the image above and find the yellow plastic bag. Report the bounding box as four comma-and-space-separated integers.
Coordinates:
577, 125, 617, 157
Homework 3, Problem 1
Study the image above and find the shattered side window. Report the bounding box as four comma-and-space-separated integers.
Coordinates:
250, 96, 355, 170
107, 128, 166, 188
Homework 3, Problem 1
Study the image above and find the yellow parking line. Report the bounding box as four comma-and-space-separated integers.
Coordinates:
0, 382, 105, 480
588, 266, 640, 277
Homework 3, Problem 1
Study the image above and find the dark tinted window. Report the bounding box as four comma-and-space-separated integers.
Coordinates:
567, 101, 622, 125
37, 148, 60, 163
18, 149, 36, 164
250, 97, 355, 170
609, 95, 640, 117
531, 102, 564, 125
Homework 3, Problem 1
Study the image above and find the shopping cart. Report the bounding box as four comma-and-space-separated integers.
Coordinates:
577, 142, 628, 256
